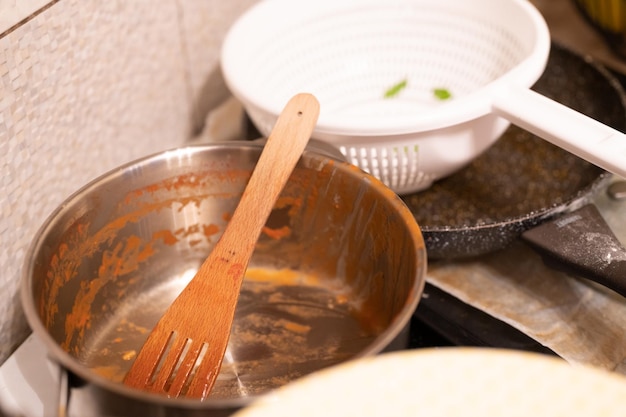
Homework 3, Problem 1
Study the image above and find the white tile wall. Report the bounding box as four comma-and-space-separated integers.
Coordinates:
0, 0, 53, 34
0, 0, 256, 364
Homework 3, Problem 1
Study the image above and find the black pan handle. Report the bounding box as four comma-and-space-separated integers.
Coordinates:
522, 204, 626, 297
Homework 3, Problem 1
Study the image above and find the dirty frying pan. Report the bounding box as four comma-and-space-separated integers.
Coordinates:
402, 44, 626, 294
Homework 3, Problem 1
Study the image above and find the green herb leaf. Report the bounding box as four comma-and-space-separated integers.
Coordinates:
384, 79, 408, 98
433, 88, 452, 100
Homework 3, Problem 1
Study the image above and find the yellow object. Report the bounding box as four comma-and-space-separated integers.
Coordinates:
574, 0, 626, 32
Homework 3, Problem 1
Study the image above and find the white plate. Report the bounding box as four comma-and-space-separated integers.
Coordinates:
234, 347, 626, 417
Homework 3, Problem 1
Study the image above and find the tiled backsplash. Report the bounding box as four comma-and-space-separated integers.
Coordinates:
0, 0, 256, 365
0, 0, 54, 35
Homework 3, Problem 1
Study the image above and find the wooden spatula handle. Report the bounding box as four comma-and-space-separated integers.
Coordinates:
195, 93, 320, 289
123, 93, 320, 398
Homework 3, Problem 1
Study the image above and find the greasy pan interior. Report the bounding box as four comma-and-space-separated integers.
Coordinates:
22, 144, 426, 412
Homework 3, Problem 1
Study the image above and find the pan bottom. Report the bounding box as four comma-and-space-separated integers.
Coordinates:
76, 267, 378, 400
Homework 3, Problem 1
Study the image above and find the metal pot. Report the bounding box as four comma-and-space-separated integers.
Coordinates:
21, 142, 426, 416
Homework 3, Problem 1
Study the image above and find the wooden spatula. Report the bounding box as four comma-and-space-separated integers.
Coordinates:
123, 93, 320, 399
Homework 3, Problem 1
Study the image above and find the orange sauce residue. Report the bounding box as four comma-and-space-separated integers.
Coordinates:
275, 196, 303, 216
203, 223, 219, 238
62, 234, 155, 352
262, 225, 291, 240
119, 317, 149, 335
122, 350, 136, 361
279, 320, 311, 334
92, 365, 126, 383
46, 170, 248, 354
48, 163, 411, 370
245, 267, 322, 287
175, 224, 200, 238
153, 229, 178, 246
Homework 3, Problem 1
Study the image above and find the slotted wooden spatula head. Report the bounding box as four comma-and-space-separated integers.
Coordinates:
123, 93, 320, 399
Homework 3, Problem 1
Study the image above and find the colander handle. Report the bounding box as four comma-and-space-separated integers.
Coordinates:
492, 84, 626, 179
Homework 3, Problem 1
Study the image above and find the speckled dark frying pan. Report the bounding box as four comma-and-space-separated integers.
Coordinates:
402, 43, 623, 260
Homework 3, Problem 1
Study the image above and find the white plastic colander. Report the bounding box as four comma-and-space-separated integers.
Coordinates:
221, 0, 626, 194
